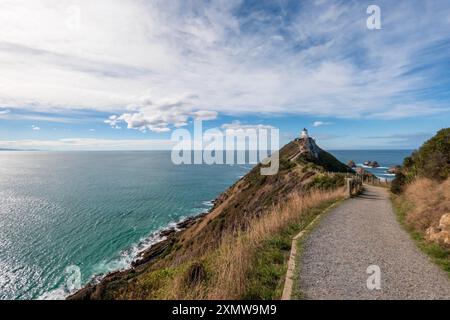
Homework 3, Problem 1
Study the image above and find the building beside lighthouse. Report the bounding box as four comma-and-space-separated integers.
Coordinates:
301, 128, 309, 139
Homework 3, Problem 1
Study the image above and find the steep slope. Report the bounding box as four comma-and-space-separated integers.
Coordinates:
69, 137, 351, 300
392, 128, 450, 193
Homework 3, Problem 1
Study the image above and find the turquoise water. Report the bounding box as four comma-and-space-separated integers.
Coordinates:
0, 149, 410, 300
0, 151, 252, 300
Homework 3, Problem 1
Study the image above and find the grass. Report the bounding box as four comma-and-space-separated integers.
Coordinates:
189, 188, 346, 299
113, 188, 347, 300
305, 173, 345, 191
391, 193, 450, 277
241, 202, 334, 300
289, 200, 341, 299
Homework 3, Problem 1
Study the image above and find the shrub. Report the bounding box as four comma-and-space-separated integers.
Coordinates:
403, 128, 450, 182
391, 172, 406, 194
306, 173, 345, 191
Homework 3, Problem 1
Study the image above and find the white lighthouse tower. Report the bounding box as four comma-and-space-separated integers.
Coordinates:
301, 128, 309, 139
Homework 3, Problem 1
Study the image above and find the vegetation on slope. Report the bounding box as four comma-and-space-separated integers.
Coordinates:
69, 139, 350, 300
391, 128, 450, 275
392, 178, 450, 275
392, 128, 450, 194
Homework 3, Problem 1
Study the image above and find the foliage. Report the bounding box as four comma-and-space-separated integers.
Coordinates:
306, 173, 346, 191
403, 128, 450, 182
391, 172, 406, 194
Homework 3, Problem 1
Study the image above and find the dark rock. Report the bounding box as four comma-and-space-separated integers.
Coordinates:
363, 160, 380, 168
160, 228, 176, 237
387, 165, 402, 175
132, 238, 173, 267
347, 160, 356, 168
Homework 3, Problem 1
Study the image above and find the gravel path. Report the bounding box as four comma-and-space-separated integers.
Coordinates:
298, 184, 450, 300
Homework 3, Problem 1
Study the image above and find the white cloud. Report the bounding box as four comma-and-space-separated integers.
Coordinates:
313, 121, 331, 127
0, 0, 449, 121
31, 125, 40, 131
106, 94, 218, 132
0, 109, 10, 115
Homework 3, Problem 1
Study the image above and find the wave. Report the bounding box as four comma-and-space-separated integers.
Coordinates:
38, 265, 81, 300
202, 200, 214, 207
38, 217, 190, 300
357, 163, 388, 169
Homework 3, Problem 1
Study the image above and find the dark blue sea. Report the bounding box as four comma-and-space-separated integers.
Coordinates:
329, 150, 412, 180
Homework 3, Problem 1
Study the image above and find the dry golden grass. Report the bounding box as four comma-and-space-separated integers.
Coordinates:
402, 177, 450, 232
92, 182, 346, 300
170, 187, 346, 300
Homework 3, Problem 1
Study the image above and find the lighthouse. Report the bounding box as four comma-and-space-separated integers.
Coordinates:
301, 128, 309, 139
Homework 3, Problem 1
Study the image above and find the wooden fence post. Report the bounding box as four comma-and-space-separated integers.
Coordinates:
346, 178, 353, 197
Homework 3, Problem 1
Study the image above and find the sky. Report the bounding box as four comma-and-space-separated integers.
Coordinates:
0, 0, 449, 150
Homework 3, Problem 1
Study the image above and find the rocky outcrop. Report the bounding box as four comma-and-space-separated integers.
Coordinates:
387, 165, 402, 175
364, 160, 380, 168
355, 167, 375, 178
289, 137, 353, 173
426, 213, 450, 247
298, 137, 321, 159
289, 137, 319, 162
347, 160, 356, 168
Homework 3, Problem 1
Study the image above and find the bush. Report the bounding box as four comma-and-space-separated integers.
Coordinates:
403, 128, 450, 182
307, 173, 345, 191
391, 172, 406, 194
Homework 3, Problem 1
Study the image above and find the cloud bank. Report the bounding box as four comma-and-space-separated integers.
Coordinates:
1, 0, 449, 128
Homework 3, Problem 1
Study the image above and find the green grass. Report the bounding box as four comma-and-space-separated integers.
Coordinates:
306, 173, 345, 191
242, 197, 344, 300
391, 195, 450, 277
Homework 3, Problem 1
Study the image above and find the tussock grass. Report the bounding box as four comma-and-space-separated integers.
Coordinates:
392, 177, 450, 276
183, 188, 346, 300
126, 187, 346, 300
401, 178, 450, 232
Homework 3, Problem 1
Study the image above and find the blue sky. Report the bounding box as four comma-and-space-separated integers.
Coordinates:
0, 0, 449, 150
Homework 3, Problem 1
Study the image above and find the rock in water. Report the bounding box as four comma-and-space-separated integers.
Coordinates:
347, 160, 356, 168
363, 160, 380, 168
387, 165, 401, 174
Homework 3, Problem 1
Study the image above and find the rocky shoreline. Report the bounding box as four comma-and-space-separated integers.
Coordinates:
67, 209, 211, 300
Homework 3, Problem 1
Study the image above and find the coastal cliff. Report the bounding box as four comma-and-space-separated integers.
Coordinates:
69, 137, 351, 300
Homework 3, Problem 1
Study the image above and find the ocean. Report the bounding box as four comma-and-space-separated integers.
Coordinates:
330, 149, 412, 180
0, 149, 411, 300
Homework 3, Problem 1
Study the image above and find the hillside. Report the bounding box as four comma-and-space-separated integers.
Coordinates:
403, 128, 450, 182
69, 137, 351, 300
392, 128, 450, 273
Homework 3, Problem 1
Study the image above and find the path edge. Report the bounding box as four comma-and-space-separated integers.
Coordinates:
281, 200, 342, 300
